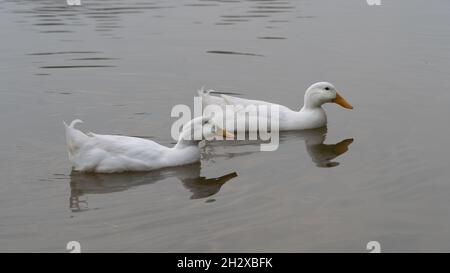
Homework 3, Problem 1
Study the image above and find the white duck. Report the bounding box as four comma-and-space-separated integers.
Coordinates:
199, 82, 353, 131
63, 116, 232, 173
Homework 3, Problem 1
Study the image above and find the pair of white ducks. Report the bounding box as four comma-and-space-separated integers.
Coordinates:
65, 82, 353, 173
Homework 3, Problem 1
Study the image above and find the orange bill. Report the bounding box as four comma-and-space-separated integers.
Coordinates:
217, 128, 234, 139
333, 138, 354, 156
332, 92, 353, 109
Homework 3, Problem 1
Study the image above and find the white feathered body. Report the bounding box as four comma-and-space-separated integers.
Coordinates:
200, 91, 327, 131
64, 120, 200, 173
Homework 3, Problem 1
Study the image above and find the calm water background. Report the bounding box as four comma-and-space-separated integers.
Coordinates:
1, 0, 450, 252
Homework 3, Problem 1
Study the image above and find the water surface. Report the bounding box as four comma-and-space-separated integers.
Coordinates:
1, 0, 450, 252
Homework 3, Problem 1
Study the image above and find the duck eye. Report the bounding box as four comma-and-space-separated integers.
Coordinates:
324, 87, 330, 91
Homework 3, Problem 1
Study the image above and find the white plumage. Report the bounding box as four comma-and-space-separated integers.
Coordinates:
199, 82, 353, 131
63, 116, 225, 173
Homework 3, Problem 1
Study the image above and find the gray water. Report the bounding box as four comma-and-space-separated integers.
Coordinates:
1, 0, 450, 252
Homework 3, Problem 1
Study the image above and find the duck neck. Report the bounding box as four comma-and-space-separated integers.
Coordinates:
300, 97, 326, 112
295, 105, 327, 129
168, 138, 202, 166
174, 135, 202, 150
301, 97, 324, 110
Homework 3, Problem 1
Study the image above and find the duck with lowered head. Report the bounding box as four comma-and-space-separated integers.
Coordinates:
63, 116, 232, 173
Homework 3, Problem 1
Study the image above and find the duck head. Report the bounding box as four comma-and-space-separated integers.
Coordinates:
202, 122, 234, 140
303, 82, 353, 110
178, 115, 234, 145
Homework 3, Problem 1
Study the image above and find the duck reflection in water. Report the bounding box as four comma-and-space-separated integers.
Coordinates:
289, 127, 353, 168
69, 163, 237, 212
203, 126, 353, 168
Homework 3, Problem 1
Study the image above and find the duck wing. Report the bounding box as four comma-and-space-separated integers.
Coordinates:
220, 94, 294, 115
220, 94, 275, 108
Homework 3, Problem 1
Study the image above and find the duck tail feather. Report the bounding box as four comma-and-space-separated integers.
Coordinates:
63, 119, 87, 162
197, 86, 212, 96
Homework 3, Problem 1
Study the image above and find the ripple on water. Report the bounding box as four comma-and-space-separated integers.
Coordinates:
206, 50, 264, 57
